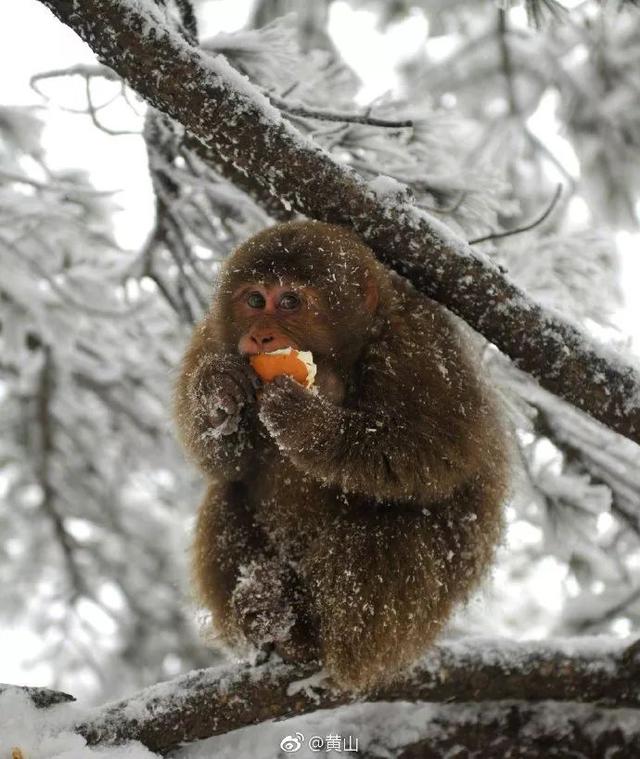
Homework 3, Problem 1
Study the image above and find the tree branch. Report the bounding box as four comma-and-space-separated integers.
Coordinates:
358, 701, 640, 758
518, 373, 640, 537
182, 132, 296, 222
267, 94, 414, 128
35, 348, 86, 599
36, 0, 640, 446
65, 637, 640, 753
0, 684, 75, 709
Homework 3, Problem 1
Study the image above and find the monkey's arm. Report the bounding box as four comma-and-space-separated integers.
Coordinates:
259, 340, 498, 502
174, 323, 259, 481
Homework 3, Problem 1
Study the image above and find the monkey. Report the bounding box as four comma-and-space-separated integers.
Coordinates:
174, 220, 510, 692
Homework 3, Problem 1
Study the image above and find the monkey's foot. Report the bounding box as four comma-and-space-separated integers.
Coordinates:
273, 637, 320, 666
251, 641, 275, 666
273, 616, 321, 666
231, 560, 297, 649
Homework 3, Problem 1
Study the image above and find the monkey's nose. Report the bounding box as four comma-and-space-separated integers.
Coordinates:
252, 334, 274, 349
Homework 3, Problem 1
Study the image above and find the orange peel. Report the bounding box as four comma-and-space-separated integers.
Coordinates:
250, 348, 316, 388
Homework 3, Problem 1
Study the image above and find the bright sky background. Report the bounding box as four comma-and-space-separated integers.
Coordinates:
1, 0, 639, 689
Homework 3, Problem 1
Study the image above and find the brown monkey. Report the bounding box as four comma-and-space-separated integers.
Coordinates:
174, 220, 510, 691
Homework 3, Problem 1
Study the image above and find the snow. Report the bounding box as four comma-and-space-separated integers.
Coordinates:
422, 635, 625, 670
202, 14, 314, 93
286, 668, 332, 700
0, 690, 155, 758
367, 174, 410, 200
4, 635, 630, 757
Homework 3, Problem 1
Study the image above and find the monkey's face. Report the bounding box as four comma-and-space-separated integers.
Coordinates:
214, 221, 385, 380
231, 279, 335, 359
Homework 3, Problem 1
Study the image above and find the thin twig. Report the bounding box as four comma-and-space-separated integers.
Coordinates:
469, 183, 562, 244
150, 175, 209, 312
84, 77, 138, 136
525, 127, 577, 191
136, 220, 193, 321
498, 9, 519, 118
35, 348, 85, 599
575, 586, 640, 633
0, 170, 118, 196
30, 65, 119, 110
269, 94, 414, 128
30, 65, 138, 133
419, 191, 468, 215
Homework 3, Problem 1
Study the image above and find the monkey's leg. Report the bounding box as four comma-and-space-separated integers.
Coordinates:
192, 481, 267, 646
301, 509, 465, 693
193, 482, 319, 659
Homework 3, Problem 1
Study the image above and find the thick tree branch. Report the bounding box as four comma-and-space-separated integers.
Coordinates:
182, 132, 296, 222
37, 0, 640, 445
358, 701, 640, 758
63, 638, 640, 753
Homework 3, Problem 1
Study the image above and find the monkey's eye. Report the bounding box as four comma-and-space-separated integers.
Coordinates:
247, 291, 266, 309
279, 292, 300, 311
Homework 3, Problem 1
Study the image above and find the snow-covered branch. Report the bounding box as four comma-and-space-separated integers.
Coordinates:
36, 0, 640, 446
355, 701, 640, 758
1, 638, 619, 752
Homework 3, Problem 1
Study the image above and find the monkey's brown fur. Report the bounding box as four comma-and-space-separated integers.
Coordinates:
175, 220, 510, 692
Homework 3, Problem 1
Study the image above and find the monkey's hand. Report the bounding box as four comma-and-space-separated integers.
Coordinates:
259, 375, 465, 501
259, 375, 341, 465
259, 374, 318, 422
177, 352, 261, 480
193, 353, 261, 437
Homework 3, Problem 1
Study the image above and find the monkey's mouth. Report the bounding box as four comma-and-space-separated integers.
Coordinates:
240, 344, 301, 357
237, 336, 301, 356
258, 344, 302, 354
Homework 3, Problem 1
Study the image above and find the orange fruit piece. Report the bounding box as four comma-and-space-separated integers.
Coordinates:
250, 348, 316, 388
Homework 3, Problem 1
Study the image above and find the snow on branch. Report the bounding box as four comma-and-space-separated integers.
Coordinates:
2, 638, 631, 753
356, 701, 640, 758
37, 0, 640, 446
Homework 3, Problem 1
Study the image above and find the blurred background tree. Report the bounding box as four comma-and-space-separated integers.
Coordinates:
1, 0, 639, 703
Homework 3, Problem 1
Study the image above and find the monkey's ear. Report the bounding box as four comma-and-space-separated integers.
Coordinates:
364, 277, 379, 314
